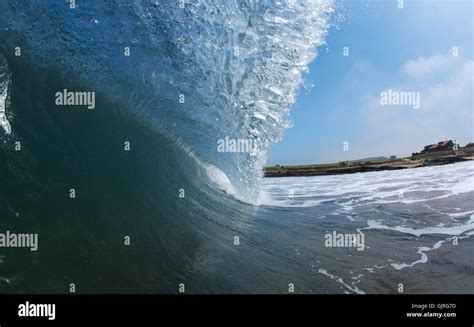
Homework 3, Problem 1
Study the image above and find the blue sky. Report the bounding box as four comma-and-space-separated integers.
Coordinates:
267, 0, 474, 166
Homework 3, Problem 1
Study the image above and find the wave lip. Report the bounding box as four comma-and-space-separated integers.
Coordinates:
174, 0, 334, 201
0, 53, 11, 135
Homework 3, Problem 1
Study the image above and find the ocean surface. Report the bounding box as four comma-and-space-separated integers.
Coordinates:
260, 161, 474, 294
0, 1, 473, 294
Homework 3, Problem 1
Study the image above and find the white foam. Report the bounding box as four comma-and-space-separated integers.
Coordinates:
448, 210, 474, 218
204, 164, 255, 205
0, 55, 11, 135
205, 164, 236, 196
391, 240, 445, 270
318, 269, 365, 294
366, 214, 474, 237
262, 161, 474, 208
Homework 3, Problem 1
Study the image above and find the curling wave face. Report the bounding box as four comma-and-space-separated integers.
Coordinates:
0, 0, 333, 203
0, 0, 334, 293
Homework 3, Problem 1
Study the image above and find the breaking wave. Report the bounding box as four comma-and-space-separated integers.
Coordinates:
0, 0, 333, 293
0, 0, 333, 204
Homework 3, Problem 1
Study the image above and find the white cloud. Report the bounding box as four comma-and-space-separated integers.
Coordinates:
401, 53, 457, 79
357, 53, 473, 158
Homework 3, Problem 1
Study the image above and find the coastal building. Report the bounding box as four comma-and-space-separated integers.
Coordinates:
390, 155, 396, 160
420, 140, 454, 153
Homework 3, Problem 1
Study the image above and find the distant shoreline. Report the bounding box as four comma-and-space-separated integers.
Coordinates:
264, 146, 474, 178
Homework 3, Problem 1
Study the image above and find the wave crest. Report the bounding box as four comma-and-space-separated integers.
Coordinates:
0, 0, 333, 202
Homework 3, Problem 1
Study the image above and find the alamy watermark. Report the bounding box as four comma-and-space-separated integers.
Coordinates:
217, 136, 258, 156
0, 231, 38, 251
380, 89, 420, 109
18, 301, 55, 321
55, 89, 95, 109
324, 231, 365, 251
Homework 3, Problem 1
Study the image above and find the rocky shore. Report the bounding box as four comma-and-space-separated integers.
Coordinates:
264, 149, 474, 178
